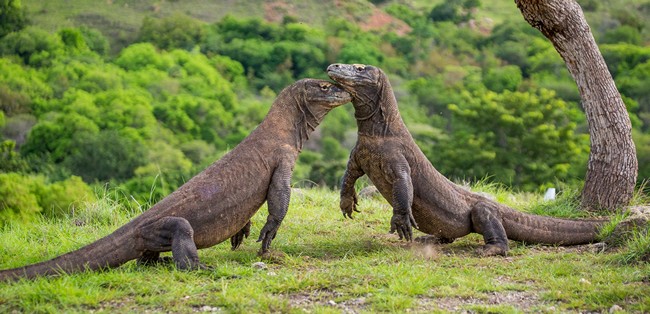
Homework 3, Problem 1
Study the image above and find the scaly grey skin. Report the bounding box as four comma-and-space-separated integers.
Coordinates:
0, 79, 351, 281
327, 63, 606, 256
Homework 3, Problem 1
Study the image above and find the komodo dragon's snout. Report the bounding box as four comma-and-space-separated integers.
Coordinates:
327, 63, 380, 88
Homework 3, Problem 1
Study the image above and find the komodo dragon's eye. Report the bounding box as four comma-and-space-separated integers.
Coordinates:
355, 66, 365, 72
320, 84, 330, 91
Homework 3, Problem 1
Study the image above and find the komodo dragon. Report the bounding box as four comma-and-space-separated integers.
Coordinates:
327, 63, 607, 256
0, 78, 351, 281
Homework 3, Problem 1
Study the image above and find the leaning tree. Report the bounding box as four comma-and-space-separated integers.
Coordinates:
515, 0, 638, 211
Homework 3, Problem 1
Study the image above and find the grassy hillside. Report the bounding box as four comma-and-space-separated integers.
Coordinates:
1, 188, 649, 312
22, 0, 375, 53
24, 0, 649, 41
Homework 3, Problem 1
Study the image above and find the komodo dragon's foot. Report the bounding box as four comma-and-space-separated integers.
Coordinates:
477, 244, 508, 257
340, 193, 359, 219
231, 221, 251, 250
390, 212, 418, 241
174, 258, 214, 271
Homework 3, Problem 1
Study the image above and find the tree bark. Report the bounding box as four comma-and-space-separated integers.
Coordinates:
515, 0, 638, 211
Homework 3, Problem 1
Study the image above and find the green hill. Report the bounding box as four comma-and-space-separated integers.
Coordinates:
23, 0, 385, 53
22, 0, 649, 53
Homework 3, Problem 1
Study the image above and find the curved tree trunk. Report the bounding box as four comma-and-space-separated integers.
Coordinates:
515, 0, 638, 211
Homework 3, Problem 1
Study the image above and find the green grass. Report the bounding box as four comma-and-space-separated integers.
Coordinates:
1, 188, 649, 313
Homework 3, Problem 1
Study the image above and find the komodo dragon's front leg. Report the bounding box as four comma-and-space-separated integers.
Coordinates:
257, 158, 294, 255
340, 153, 364, 218
387, 156, 418, 241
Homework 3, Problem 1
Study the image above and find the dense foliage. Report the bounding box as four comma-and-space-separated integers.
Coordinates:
1, 0, 649, 223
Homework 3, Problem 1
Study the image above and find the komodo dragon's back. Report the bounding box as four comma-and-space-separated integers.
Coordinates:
0, 79, 351, 281
327, 63, 606, 256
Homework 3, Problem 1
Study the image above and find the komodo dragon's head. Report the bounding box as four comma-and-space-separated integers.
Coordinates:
326, 63, 383, 92
291, 78, 352, 111
273, 79, 351, 146
280, 79, 352, 125
326, 63, 397, 126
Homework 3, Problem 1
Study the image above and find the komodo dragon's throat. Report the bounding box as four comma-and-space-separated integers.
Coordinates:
327, 63, 606, 256
0, 79, 351, 281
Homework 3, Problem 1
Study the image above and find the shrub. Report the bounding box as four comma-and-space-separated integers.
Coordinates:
37, 175, 96, 218
0, 173, 95, 224
0, 173, 41, 224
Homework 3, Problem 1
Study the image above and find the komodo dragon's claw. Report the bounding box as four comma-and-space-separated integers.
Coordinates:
231, 221, 251, 250
256, 219, 279, 255
390, 212, 417, 241
340, 194, 360, 219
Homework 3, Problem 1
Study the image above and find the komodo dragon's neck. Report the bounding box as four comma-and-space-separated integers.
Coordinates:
352, 78, 409, 137
256, 92, 328, 150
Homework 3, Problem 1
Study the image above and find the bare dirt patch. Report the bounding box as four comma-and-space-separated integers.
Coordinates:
358, 8, 412, 36
287, 289, 368, 313
264, 1, 296, 23
418, 290, 549, 312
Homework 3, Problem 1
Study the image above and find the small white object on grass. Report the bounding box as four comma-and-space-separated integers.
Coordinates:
543, 187, 556, 201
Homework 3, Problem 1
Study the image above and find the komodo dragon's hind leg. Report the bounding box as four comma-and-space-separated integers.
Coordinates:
141, 216, 204, 270
470, 200, 509, 256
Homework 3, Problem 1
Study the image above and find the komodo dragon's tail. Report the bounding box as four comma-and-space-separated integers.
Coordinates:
0, 226, 140, 281
500, 206, 608, 245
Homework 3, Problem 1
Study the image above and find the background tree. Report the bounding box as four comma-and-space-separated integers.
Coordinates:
64, 130, 147, 182
138, 13, 205, 51
516, 0, 638, 211
436, 88, 589, 190
0, 0, 26, 38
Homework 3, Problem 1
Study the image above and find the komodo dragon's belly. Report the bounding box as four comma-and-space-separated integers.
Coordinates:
411, 171, 474, 239
411, 197, 472, 239
353, 148, 396, 205
191, 182, 269, 249
165, 158, 274, 249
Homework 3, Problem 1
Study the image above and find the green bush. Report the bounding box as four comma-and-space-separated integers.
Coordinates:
58, 28, 89, 52
482, 65, 522, 92
0, 0, 27, 38
0, 27, 64, 66
0, 173, 95, 224
21, 112, 100, 163
0, 173, 41, 224
64, 130, 147, 182
138, 13, 205, 51
601, 25, 642, 45
0, 140, 28, 173
435, 88, 589, 191
79, 26, 110, 56
36, 175, 96, 218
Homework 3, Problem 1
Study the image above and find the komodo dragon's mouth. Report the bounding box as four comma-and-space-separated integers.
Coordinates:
326, 63, 354, 81
326, 63, 374, 89
330, 85, 352, 104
